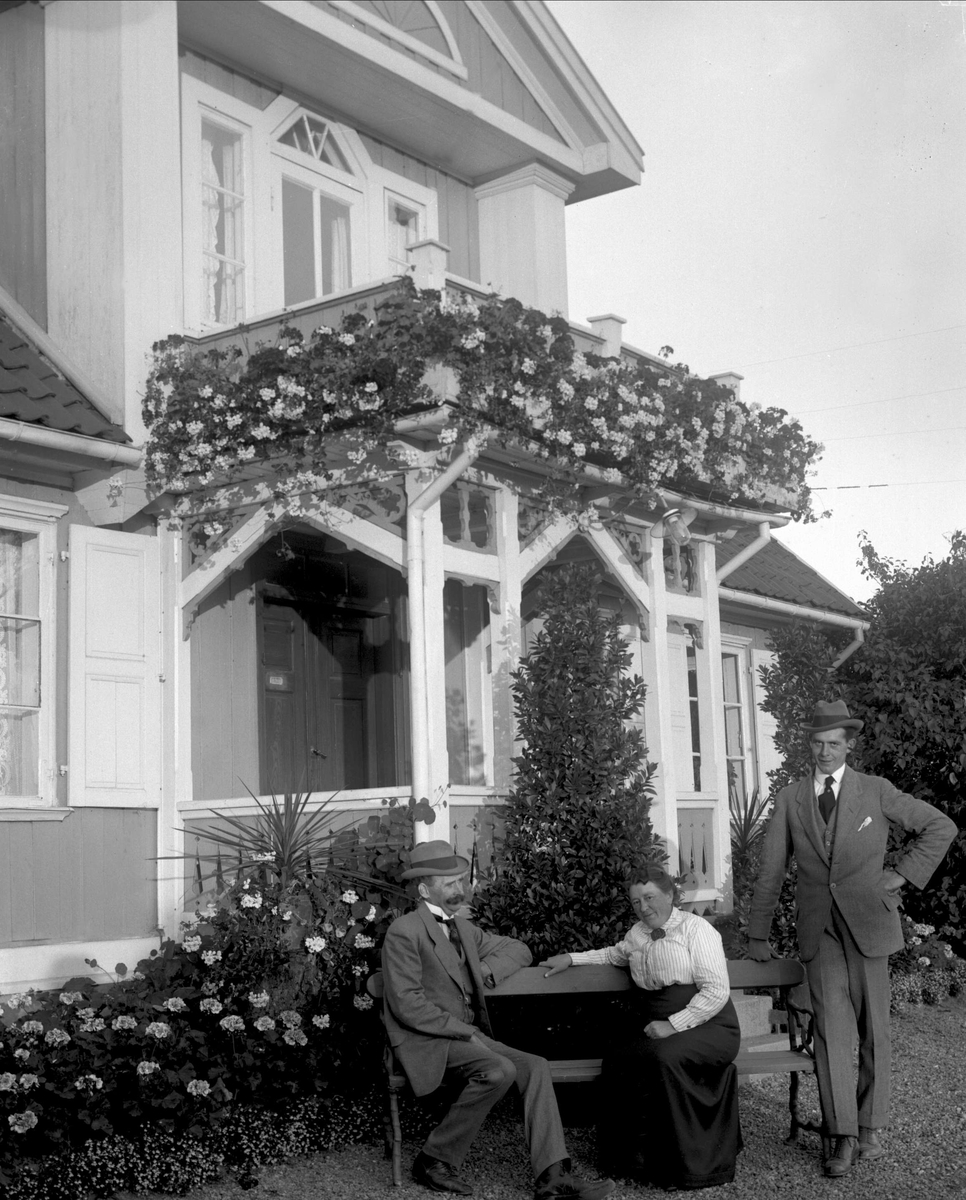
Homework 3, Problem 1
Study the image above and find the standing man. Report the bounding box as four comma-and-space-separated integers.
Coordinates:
382, 840, 615, 1199
748, 699, 957, 1179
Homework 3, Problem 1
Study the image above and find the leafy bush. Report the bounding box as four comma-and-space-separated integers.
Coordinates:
473, 564, 664, 959
757, 532, 966, 954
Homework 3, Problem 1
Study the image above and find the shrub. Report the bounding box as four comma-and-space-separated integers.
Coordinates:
473, 564, 664, 959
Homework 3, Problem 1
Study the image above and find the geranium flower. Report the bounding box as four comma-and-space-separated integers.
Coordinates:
354, 994, 374, 1011
44, 1029, 71, 1047
75, 1074, 103, 1092
80, 1018, 106, 1033
20, 1021, 43, 1036
112, 1015, 138, 1031
341, 890, 359, 905
255, 1016, 276, 1032
182, 935, 202, 953
145, 1022, 171, 1040
248, 991, 270, 1008
14, 1050, 30, 1062
8, 1111, 38, 1133
0, 1073, 16, 1091
240, 892, 263, 909
355, 935, 375, 949
187, 1079, 211, 1096
58, 992, 85, 1005
219, 1015, 245, 1034
279, 1010, 302, 1028
136, 1061, 160, 1077
305, 936, 326, 953
202, 950, 222, 965
18, 1075, 39, 1091
312, 1014, 331, 1030
163, 997, 188, 1013
283, 1029, 308, 1046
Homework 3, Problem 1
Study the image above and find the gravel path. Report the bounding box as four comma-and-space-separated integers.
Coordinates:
129, 994, 966, 1200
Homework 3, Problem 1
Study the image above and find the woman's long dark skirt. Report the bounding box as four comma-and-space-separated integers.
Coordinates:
597, 983, 742, 1190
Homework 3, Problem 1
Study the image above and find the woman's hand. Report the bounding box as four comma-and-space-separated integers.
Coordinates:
644, 1020, 676, 1040
539, 954, 573, 978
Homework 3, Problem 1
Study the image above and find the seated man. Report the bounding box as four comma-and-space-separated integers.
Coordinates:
382, 840, 615, 1199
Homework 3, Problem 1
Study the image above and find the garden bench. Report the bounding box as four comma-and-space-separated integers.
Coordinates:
368, 958, 820, 1186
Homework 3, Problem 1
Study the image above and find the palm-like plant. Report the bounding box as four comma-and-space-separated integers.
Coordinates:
729, 784, 770, 863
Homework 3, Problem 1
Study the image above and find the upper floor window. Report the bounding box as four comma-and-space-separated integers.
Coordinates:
182, 78, 439, 331
201, 119, 247, 326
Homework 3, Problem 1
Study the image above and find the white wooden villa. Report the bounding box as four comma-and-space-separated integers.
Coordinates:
0, 0, 868, 994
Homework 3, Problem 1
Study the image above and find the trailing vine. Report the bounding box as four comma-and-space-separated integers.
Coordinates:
143, 279, 821, 519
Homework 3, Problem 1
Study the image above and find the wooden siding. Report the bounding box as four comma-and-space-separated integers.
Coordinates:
446, 3, 563, 144
180, 47, 280, 111
190, 570, 260, 803
359, 135, 479, 281
0, 809, 158, 947
0, 2, 47, 327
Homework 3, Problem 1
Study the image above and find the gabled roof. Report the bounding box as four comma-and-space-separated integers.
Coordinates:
716, 525, 867, 619
0, 313, 130, 444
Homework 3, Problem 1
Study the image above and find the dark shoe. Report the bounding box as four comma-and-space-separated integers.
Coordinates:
823, 1136, 858, 1178
535, 1160, 616, 1200
413, 1152, 473, 1195
857, 1128, 885, 1161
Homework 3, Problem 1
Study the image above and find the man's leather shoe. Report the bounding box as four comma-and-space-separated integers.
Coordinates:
413, 1152, 473, 1195
857, 1128, 885, 1161
823, 1136, 858, 1178
534, 1159, 616, 1199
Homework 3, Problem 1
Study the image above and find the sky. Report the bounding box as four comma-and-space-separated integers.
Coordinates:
547, 0, 966, 604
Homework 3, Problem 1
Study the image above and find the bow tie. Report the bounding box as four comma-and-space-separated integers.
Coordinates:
650, 928, 666, 942
433, 914, 456, 925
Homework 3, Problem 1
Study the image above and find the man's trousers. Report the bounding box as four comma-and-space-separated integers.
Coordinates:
421, 1033, 568, 1176
805, 904, 891, 1136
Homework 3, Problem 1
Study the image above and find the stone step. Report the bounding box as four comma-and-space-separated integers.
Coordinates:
730, 990, 772, 1038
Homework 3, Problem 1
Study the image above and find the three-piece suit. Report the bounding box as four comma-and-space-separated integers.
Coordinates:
382, 903, 569, 1174
749, 765, 956, 1135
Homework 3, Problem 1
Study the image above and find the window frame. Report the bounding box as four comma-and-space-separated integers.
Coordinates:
0, 495, 66, 810
181, 78, 439, 331
720, 638, 756, 810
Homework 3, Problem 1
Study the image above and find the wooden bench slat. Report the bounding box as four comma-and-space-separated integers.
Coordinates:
735, 1049, 816, 1075
488, 964, 631, 996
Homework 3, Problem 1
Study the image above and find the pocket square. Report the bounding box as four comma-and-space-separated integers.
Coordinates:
857, 816, 872, 832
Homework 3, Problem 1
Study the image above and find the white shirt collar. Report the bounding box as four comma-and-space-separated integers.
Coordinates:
424, 901, 450, 920
814, 763, 847, 791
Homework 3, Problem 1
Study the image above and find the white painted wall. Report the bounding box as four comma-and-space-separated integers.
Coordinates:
46, 0, 182, 443
476, 164, 574, 316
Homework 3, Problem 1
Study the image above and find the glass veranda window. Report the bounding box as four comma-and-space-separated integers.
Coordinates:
281, 179, 352, 304
0, 530, 41, 797
201, 119, 246, 325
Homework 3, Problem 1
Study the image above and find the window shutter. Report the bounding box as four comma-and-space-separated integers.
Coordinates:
69, 527, 161, 807
750, 648, 783, 800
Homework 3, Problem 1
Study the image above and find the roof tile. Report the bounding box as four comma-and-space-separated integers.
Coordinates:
716, 525, 866, 618
0, 314, 130, 444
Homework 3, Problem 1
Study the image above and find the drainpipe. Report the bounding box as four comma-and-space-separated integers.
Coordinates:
715, 521, 771, 583
829, 624, 866, 670
407, 441, 483, 843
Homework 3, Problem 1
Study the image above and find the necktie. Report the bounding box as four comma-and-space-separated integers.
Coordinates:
819, 775, 836, 823
434, 914, 463, 958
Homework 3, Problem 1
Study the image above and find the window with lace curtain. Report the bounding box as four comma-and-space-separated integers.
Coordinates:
0, 499, 62, 807
0, 530, 40, 798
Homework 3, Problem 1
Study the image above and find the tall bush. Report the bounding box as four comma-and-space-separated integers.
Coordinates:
755, 532, 966, 951
473, 564, 663, 960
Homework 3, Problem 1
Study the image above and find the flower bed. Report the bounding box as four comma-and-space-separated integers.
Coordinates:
0, 873, 392, 1197
143, 280, 821, 519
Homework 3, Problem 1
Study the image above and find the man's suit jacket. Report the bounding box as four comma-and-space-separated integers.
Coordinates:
749, 766, 957, 961
381, 903, 531, 1096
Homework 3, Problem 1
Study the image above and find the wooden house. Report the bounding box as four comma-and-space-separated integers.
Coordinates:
0, 0, 867, 994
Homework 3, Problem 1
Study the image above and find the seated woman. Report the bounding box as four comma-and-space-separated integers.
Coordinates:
541, 864, 742, 1191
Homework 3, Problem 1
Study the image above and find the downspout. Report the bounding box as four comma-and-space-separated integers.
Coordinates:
715, 521, 771, 583
829, 624, 865, 670
406, 441, 483, 842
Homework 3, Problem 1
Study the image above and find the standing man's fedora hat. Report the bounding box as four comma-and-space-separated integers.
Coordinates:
401, 840, 470, 880
801, 699, 864, 734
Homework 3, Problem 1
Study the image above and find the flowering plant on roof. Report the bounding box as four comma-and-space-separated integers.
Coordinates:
143, 279, 821, 519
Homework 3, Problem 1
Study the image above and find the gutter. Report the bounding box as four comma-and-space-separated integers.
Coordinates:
0, 417, 142, 468
406, 440, 484, 839
717, 585, 870, 668
0, 282, 130, 448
